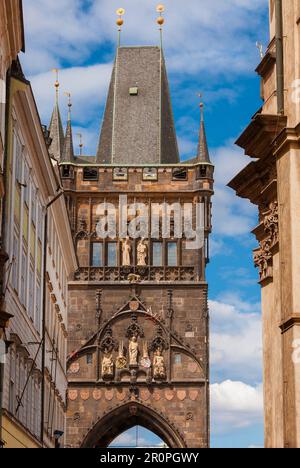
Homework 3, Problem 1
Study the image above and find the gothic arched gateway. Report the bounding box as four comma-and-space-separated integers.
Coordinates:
81, 402, 186, 448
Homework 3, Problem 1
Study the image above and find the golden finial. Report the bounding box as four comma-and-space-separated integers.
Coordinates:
116, 8, 125, 47
198, 93, 204, 122
64, 92, 72, 120
77, 133, 83, 156
156, 4, 165, 48
156, 4, 165, 26
52, 68, 60, 104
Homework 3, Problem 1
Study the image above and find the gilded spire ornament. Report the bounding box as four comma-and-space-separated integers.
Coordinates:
116, 8, 125, 47
156, 4, 165, 48
77, 133, 83, 156
52, 68, 60, 104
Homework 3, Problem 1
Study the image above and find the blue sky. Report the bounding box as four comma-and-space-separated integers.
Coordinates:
21, 0, 270, 448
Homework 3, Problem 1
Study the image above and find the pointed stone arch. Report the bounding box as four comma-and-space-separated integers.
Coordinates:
80, 401, 187, 448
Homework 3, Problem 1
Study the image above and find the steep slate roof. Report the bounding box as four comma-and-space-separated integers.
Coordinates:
48, 102, 64, 161
96, 46, 179, 165
61, 111, 75, 163
196, 104, 211, 163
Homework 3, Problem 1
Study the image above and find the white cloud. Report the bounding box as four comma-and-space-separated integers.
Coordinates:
28, 63, 112, 124
21, 0, 268, 157
211, 380, 263, 435
210, 297, 262, 382
22, 0, 268, 77
211, 141, 257, 237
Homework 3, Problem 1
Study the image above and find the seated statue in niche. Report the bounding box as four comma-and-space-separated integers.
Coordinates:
102, 349, 114, 378
153, 347, 166, 380
129, 336, 139, 367
137, 238, 148, 266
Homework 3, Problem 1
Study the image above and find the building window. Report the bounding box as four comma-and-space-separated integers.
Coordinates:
197, 165, 208, 179
15, 138, 23, 183
167, 242, 178, 266
61, 165, 71, 178
9, 380, 15, 414
29, 264, 35, 321
174, 354, 182, 365
20, 249, 27, 306
172, 167, 187, 181
92, 243, 103, 267
83, 168, 98, 181
87, 354, 93, 365
31, 186, 36, 224
24, 164, 30, 206
37, 204, 43, 241
152, 242, 163, 267
35, 280, 41, 332
107, 243, 118, 267
12, 232, 19, 291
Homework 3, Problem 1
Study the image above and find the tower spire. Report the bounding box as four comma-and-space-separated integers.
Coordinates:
61, 92, 75, 163
48, 69, 64, 161
197, 96, 211, 163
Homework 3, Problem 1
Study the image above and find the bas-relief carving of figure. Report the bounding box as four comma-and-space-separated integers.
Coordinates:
122, 237, 132, 267
102, 349, 114, 378
137, 239, 148, 266
153, 347, 166, 380
129, 336, 139, 367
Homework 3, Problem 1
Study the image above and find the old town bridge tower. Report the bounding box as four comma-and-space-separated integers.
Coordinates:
55, 46, 214, 448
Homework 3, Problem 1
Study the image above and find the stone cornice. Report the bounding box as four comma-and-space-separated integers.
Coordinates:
236, 113, 287, 159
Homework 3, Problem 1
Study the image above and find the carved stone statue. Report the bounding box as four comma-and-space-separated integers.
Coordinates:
153, 347, 166, 380
129, 336, 139, 367
116, 341, 127, 370
140, 340, 151, 369
102, 349, 114, 378
137, 238, 148, 266
122, 237, 132, 267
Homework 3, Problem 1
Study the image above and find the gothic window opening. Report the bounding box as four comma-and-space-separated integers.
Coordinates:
92, 243, 103, 267
152, 242, 163, 267
167, 242, 178, 267
107, 242, 118, 267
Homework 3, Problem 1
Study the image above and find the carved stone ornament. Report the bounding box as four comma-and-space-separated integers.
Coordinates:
126, 314, 144, 339
263, 201, 279, 247
122, 237, 132, 267
68, 390, 78, 402
100, 326, 118, 353
150, 326, 168, 352
253, 239, 273, 282
140, 340, 151, 369
101, 352, 114, 379
68, 362, 80, 374
116, 341, 127, 370
254, 201, 279, 281
153, 348, 167, 381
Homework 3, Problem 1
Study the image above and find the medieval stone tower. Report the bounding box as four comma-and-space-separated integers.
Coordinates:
53, 45, 214, 448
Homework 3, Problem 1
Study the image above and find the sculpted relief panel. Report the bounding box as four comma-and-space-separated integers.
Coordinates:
254, 201, 279, 282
